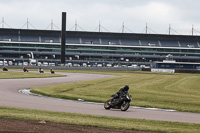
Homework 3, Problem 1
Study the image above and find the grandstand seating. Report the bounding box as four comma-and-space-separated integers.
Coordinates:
160, 40, 179, 47
66, 37, 80, 44
140, 40, 159, 46
179, 41, 198, 48
120, 39, 140, 46
101, 38, 120, 45
20, 36, 39, 42
0, 35, 18, 42
41, 36, 60, 43
1, 32, 199, 48
81, 37, 100, 44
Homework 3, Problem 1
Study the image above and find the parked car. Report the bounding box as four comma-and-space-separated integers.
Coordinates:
0, 61, 3, 66
3, 61, 8, 66
106, 64, 112, 67
49, 63, 55, 66
42, 62, 48, 66
97, 64, 103, 67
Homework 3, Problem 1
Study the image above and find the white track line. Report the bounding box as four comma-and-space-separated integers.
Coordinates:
19, 89, 176, 112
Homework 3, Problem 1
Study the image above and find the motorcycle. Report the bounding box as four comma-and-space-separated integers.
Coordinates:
50, 69, 55, 74
104, 92, 132, 111
23, 68, 29, 72
39, 68, 44, 73
3, 67, 8, 71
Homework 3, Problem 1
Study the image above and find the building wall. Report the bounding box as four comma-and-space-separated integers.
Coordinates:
1, 28, 200, 65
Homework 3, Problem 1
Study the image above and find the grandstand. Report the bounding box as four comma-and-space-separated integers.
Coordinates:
0, 28, 200, 68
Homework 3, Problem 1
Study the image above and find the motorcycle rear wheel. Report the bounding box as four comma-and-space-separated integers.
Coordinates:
121, 102, 130, 111
104, 100, 111, 110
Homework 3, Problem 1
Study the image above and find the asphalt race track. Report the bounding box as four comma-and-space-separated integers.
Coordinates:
0, 72, 200, 124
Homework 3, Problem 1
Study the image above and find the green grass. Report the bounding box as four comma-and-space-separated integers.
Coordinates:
1, 70, 200, 132
31, 70, 200, 113
0, 70, 64, 79
0, 106, 200, 133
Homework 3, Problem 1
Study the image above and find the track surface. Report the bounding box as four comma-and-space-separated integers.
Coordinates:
0, 72, 200, 124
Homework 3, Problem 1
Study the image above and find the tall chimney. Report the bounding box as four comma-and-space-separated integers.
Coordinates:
61, 12, 66, 65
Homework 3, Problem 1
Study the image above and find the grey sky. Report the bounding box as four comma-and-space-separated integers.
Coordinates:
0, 0, 200, 35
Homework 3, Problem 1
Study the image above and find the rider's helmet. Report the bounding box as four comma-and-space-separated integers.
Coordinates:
124, 85, 129, 91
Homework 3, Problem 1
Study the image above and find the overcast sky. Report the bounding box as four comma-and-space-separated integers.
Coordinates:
0, 0, 200, 35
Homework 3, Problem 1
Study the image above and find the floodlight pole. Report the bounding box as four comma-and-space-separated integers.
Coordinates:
192, 25, 194, 36
61, 12, 66, 65
99, 21, 101, 32
2, 17, 4, 28
145, 23, 148, 34
122, 22, 124, 33
51, 19, 53, 30
75, 20, 77, 31
27, 18, 29, 29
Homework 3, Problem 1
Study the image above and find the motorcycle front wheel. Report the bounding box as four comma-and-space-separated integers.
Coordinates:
121, 101, 130, 111
104, 100, 111, 110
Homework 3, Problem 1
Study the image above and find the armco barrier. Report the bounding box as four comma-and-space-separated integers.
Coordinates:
1, 65, 140, 71
151, 68, 175, 73
150, 68, 200, 74
175, 69, 200, 74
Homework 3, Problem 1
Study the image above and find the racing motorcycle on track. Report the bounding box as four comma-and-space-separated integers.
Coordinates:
104, 92, 132, 111
50, 68, 55, 74
3, 66, 8, 71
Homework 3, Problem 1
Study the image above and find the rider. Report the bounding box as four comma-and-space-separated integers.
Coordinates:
112, 85, 129, 106
39, 67, 43, 73
50, 68, 53, 72
3, 66, 8, 71
23, 66, 28, 72
23, 66, 26, 72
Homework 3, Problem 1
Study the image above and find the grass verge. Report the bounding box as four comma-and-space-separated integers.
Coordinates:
0, 106, 200, 133
31, 70, 200, 113
0, 70, 64, 79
